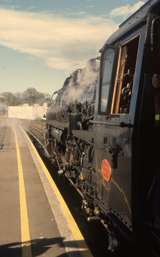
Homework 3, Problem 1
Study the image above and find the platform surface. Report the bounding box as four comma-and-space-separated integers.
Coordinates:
0, 118, 92, 257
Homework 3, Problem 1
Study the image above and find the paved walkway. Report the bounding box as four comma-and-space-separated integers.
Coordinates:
0, 118, 93, 257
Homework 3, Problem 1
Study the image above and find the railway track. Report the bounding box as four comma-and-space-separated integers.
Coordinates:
21, 119, 45, 146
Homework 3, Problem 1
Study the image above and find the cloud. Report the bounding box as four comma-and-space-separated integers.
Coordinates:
0, 8, 117, 71
110, 1, 145, 18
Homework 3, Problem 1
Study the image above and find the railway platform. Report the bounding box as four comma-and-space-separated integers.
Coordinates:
0, 118, 93, 257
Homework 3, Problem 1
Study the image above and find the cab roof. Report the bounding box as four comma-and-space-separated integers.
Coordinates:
101, 0, 160, 49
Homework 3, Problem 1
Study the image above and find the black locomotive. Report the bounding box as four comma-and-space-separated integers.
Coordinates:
45, 0, 160, 255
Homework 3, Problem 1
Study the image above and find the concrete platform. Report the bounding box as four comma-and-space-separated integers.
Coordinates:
0, 118, 93, 257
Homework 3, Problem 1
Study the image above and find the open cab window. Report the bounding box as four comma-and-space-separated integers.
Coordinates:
99, 48, 115, 113
111, 37, 139, 114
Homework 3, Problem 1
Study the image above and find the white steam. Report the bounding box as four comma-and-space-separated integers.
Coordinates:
57, 58, 99, 108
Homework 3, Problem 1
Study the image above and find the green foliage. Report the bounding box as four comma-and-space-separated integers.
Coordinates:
0, 88, 48, 106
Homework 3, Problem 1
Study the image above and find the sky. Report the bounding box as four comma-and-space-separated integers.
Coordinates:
0, 0, 147, 94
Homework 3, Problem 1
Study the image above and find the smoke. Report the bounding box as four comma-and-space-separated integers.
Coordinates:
65, 86, 85, 103
57, 58, 100, 107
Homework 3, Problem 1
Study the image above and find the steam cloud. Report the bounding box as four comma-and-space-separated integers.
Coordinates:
54, 58, 99, 109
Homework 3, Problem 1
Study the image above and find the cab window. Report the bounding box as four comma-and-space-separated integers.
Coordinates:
99, 48, 115, 113
111, 37, 139, 114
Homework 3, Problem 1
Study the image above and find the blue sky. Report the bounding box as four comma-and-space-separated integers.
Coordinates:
0, 0, 141, 14
0, 0, 146, 94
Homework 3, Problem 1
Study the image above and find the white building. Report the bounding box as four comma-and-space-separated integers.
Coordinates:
8, 103, 48, 120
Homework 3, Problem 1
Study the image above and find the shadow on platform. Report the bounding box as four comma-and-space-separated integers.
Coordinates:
0, 236, 90, 257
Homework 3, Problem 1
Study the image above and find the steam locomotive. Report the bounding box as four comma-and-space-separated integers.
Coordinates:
44, 0, 160, 255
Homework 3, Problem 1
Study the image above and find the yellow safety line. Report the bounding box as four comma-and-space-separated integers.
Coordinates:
14, 129, 32, 257
21, 127, 93, 257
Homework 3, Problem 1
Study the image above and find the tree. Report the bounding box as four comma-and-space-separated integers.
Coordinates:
22, 88, 45, 105
2, 92, 20, 106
